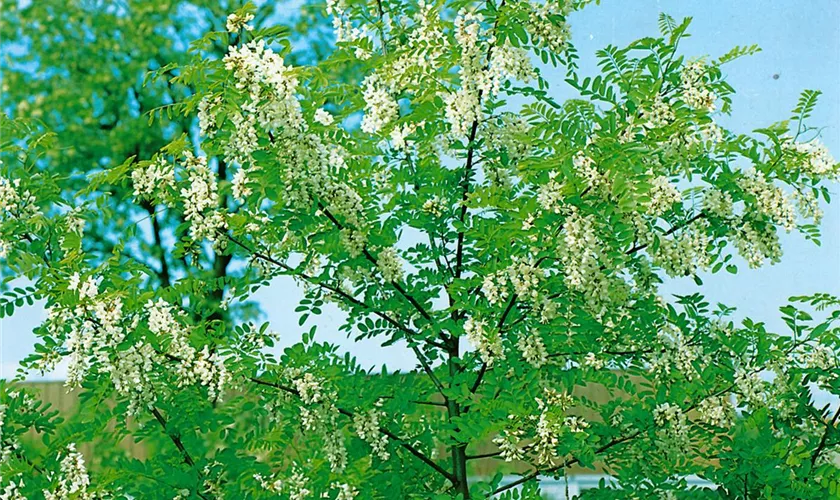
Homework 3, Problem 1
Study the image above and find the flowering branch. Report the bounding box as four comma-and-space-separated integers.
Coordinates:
250, 377, 455, 483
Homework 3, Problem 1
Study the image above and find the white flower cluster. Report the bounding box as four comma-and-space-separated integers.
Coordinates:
559, 208, 603, 292
465, 316, 504, 366
1, 477, 25, 500
573, 152, 607, 193
527, 0, 571, 52
326, 0, 373, 59
376, 247, 404, 282
532, 388, 576, 465
180, 153, 227, 243
145, 298, 230, 403
222, 40, 303, 162
421, 196, 446, 217
361, 75, 399, 134
353, 408, 390, 461
68, 272, 98, 301
738, 169, 796, 232
256, 467, 311, 500
0, 176, 37, 218
0, 175, 39, 258
564, 416, 590, 434
226, 11, 255, 32
197, 95, 222, 137
641, 96, 675, 129
481, 113, 531, 163
703, 188, 733, 219
43, 444, 91, 500
287, 370, 348, 473
651, 223, 710, 278
680, 61, 716, 112
61, 276, 145, 394
481, 258, 542, 305
492, 423, 525, 462
486, 43, 537, 95
794, 190, 824, 224
734, 368, 765, 408
130, 158, 175, 200
314, 108, 334, 126
383, 0, 448, 90
783, 138, 837, 178
803, 344, 837, 372
583, 352, 605, 370
646, 175, 682, 217
734, 220, 782, 269
332, 482, 359, 500
444, 14, 536, 138
653, 402, 689, 448
537, 172, 565, 213
649, 323, 701, 380
108, 342, 158, 415
697, 396, 733, 428
444, 11, 484, 137
389, 121, 424, 150
517, 331, 548, 368
232, 166, 255, 203
0, 401, 17, 466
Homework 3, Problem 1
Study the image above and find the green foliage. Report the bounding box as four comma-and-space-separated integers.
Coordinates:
1, 1, 839, 499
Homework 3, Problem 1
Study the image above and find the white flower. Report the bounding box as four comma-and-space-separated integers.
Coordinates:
465, 316, 504, 366
376, 247, 404, 282
703, 188, 733, 219
131, 158, 175, 200
353, 408, 389, 461
226, 12, 255, 33
314, 108, 334, 126
232, 167, 253, 203
697, 396, 733, 427
180, 153, 227, 243
517, 332, 548, 368
647, 175, 682, 217
783, 138, 837, 178
361, 75, 398, 134
43, 444, 90, 499
738, 169, 796, 232
492, 423, 525, 462
734, 220, 782, 269
681, 61, 716, 112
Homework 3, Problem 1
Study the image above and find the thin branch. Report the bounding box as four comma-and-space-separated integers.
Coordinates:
224, 233, 447, 395
492, 431, 641, 496
251, 377, 455, 483
149, 407, 211, 500
626, 212, 707, 255
811, 404, 840, 467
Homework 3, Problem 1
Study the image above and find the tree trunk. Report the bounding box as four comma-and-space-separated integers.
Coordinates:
447, 339, 470, 498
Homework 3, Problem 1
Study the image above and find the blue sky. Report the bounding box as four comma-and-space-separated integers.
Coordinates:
1, 0, 839, 379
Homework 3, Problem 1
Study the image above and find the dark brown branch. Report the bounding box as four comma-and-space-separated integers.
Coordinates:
811, 404, 840, 467
251, 377, 455, 483
492, 431, 641, 496
223, 233, 447, 395
149, 407, 211, 500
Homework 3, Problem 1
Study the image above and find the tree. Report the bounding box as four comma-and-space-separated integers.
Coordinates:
2, 1, 839, 498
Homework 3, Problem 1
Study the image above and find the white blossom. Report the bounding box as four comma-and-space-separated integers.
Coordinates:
465, 317, 504, 366
226, 12, 255, 32
376, 247, 404, 282
314, 108, 335, 126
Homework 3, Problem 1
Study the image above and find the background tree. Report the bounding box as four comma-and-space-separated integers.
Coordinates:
2, 1, 840, 499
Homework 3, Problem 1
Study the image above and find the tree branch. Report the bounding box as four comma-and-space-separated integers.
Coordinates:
811, 404, 840, 467
250, 377, 455, 483
224, 233, 448, 395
